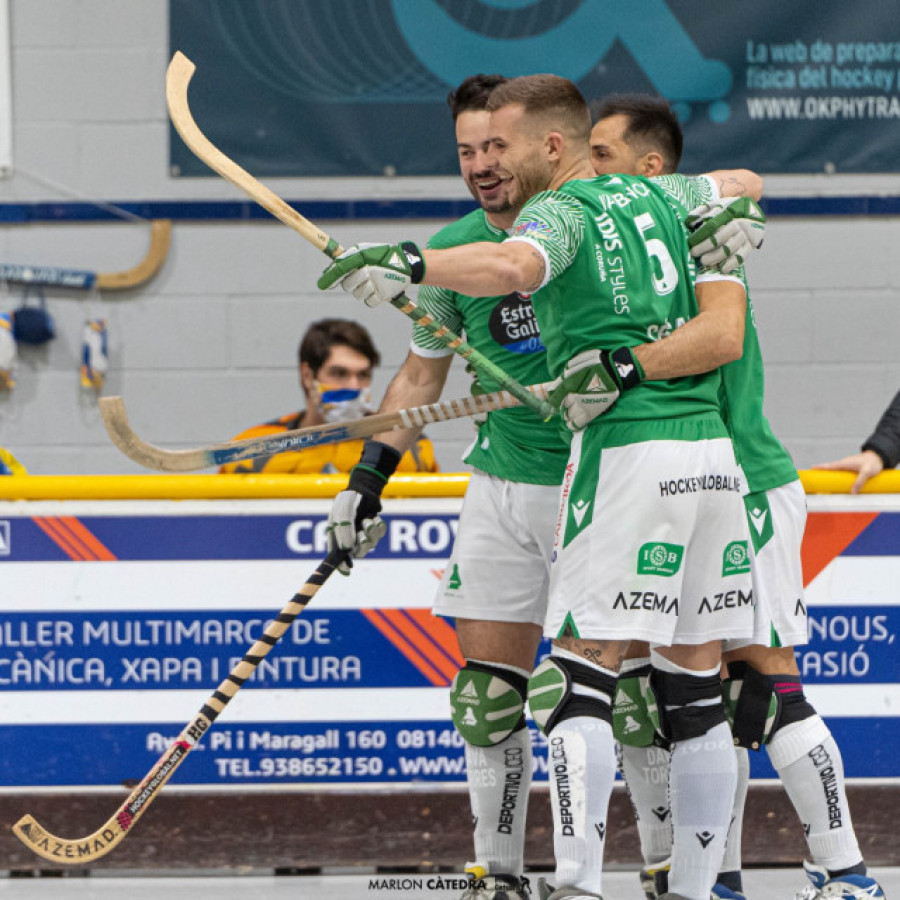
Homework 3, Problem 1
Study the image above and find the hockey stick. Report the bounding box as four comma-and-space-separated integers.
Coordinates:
0, 220, 172, 291
12, 551, 343, 864
98, 381, 552, 472
165, 51, 555, 422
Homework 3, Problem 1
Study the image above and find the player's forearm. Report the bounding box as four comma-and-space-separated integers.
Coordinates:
863, 389, 900, 468
707, 168, 764, 201
371, 351, 451, 454
633, 281, 746, 379
422, 241, 543, 297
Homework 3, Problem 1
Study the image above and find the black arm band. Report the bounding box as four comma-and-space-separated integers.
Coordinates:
399, 241, 426, 283
609, 346, 645, 390
348, 439, 403, 496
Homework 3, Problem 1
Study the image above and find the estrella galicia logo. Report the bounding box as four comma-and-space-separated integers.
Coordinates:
722, 540, 751, 576
0, 520, 9, 556
637, 542, 684, 576
489, 294, 545, 355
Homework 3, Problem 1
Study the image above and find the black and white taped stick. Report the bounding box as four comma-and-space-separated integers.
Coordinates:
12, 552, 343, 864
165, 51, 555, 423
98, 381, 552, 472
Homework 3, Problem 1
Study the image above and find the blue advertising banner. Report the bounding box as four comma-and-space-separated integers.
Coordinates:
169, 0, 900, 176
1, 499, 898, 788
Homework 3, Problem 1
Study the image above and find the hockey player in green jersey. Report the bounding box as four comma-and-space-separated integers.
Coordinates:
590, 94, 884, 900
320, 74, 762, 900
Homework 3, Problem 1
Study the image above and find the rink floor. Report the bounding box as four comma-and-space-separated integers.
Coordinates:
1, 867, 897, 899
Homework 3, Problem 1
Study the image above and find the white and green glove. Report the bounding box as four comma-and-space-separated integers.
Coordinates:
326, 440, 401, 575
318, 241, 426, 307
687, 196, 766, 274
549, 347, 643, 431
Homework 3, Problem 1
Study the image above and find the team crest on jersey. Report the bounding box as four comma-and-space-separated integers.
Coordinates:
510, 220, 552, 240
489, 294, 546, 355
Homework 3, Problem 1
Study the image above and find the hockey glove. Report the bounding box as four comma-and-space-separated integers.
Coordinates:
549, 347, 643, 431
326, 439, 402, 575
318, 241, 426, 308
686, 197, 766, 274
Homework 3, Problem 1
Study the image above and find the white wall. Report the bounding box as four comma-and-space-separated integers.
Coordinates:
0, 1, 898, 475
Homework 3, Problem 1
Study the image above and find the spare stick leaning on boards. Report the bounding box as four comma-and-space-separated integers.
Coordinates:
99, 381, 553, 472
165, 50, 556, 423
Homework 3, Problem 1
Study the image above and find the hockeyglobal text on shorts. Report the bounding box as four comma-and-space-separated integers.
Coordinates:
659, 474, 742, 497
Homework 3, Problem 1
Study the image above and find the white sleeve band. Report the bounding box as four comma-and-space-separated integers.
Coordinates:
697, 173, 721, 202
695, 272, 747, 289
410, 341, 453, 359
504, 236, 553, 291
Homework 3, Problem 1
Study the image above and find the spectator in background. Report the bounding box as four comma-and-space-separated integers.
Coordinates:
0, 446, 26, 475
219, 318, 437, 474
815, 389, 900, 493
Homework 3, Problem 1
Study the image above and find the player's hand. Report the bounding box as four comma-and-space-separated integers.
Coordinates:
549, 347, 643, 431
813, 450, 885, 494
687, 197, 766, 274
326, 485, 386, 575
325, 440, 401, 574
318, 241, 426, 308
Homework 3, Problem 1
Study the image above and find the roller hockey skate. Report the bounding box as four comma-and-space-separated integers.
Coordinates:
793, 859, 885, 899
647, 859, 746, 899
460, 864, 531, 899
535, 876, 602, 899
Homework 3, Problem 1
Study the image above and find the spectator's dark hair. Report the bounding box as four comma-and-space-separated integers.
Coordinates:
447, 74, 508, 120
487, 74, 591, 143
298, 318, 380, 372
591, 93, 683, 173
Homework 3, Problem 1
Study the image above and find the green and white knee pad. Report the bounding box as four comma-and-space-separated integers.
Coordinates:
449, 661, 528, 747
526, 655, 616, 735
611, 663, 659, 748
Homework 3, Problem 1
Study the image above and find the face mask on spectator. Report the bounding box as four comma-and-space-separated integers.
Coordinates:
315, 382, 373, 423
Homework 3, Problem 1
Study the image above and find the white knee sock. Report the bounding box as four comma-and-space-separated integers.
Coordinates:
767, 716, 863, 872
720, 746, 749, 876
651, 653, 736, 900
548, 714, 617, 895
668, 721, 737, 899
618, 742, 672, 865
465, 726, 533, 876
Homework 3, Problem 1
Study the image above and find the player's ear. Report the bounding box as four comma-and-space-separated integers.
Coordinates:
546, 130, 564, 162
640, 151, 665, 177
299, 361, 316, 394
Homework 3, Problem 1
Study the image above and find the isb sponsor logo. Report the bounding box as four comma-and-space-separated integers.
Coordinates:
722, 540, 751, 576
637, 541, 684, 576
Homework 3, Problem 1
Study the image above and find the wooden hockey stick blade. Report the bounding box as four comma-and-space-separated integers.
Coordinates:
0, 220, 170, 291
165, 51, 555, 422
166, 52, 340, 258
96, 219, 172, 290
12, 552, 343, 864
99, 382, 552, 472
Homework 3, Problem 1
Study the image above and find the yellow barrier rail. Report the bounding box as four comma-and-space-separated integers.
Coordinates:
0, 470, 897, 501
0, 473, 471, 501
